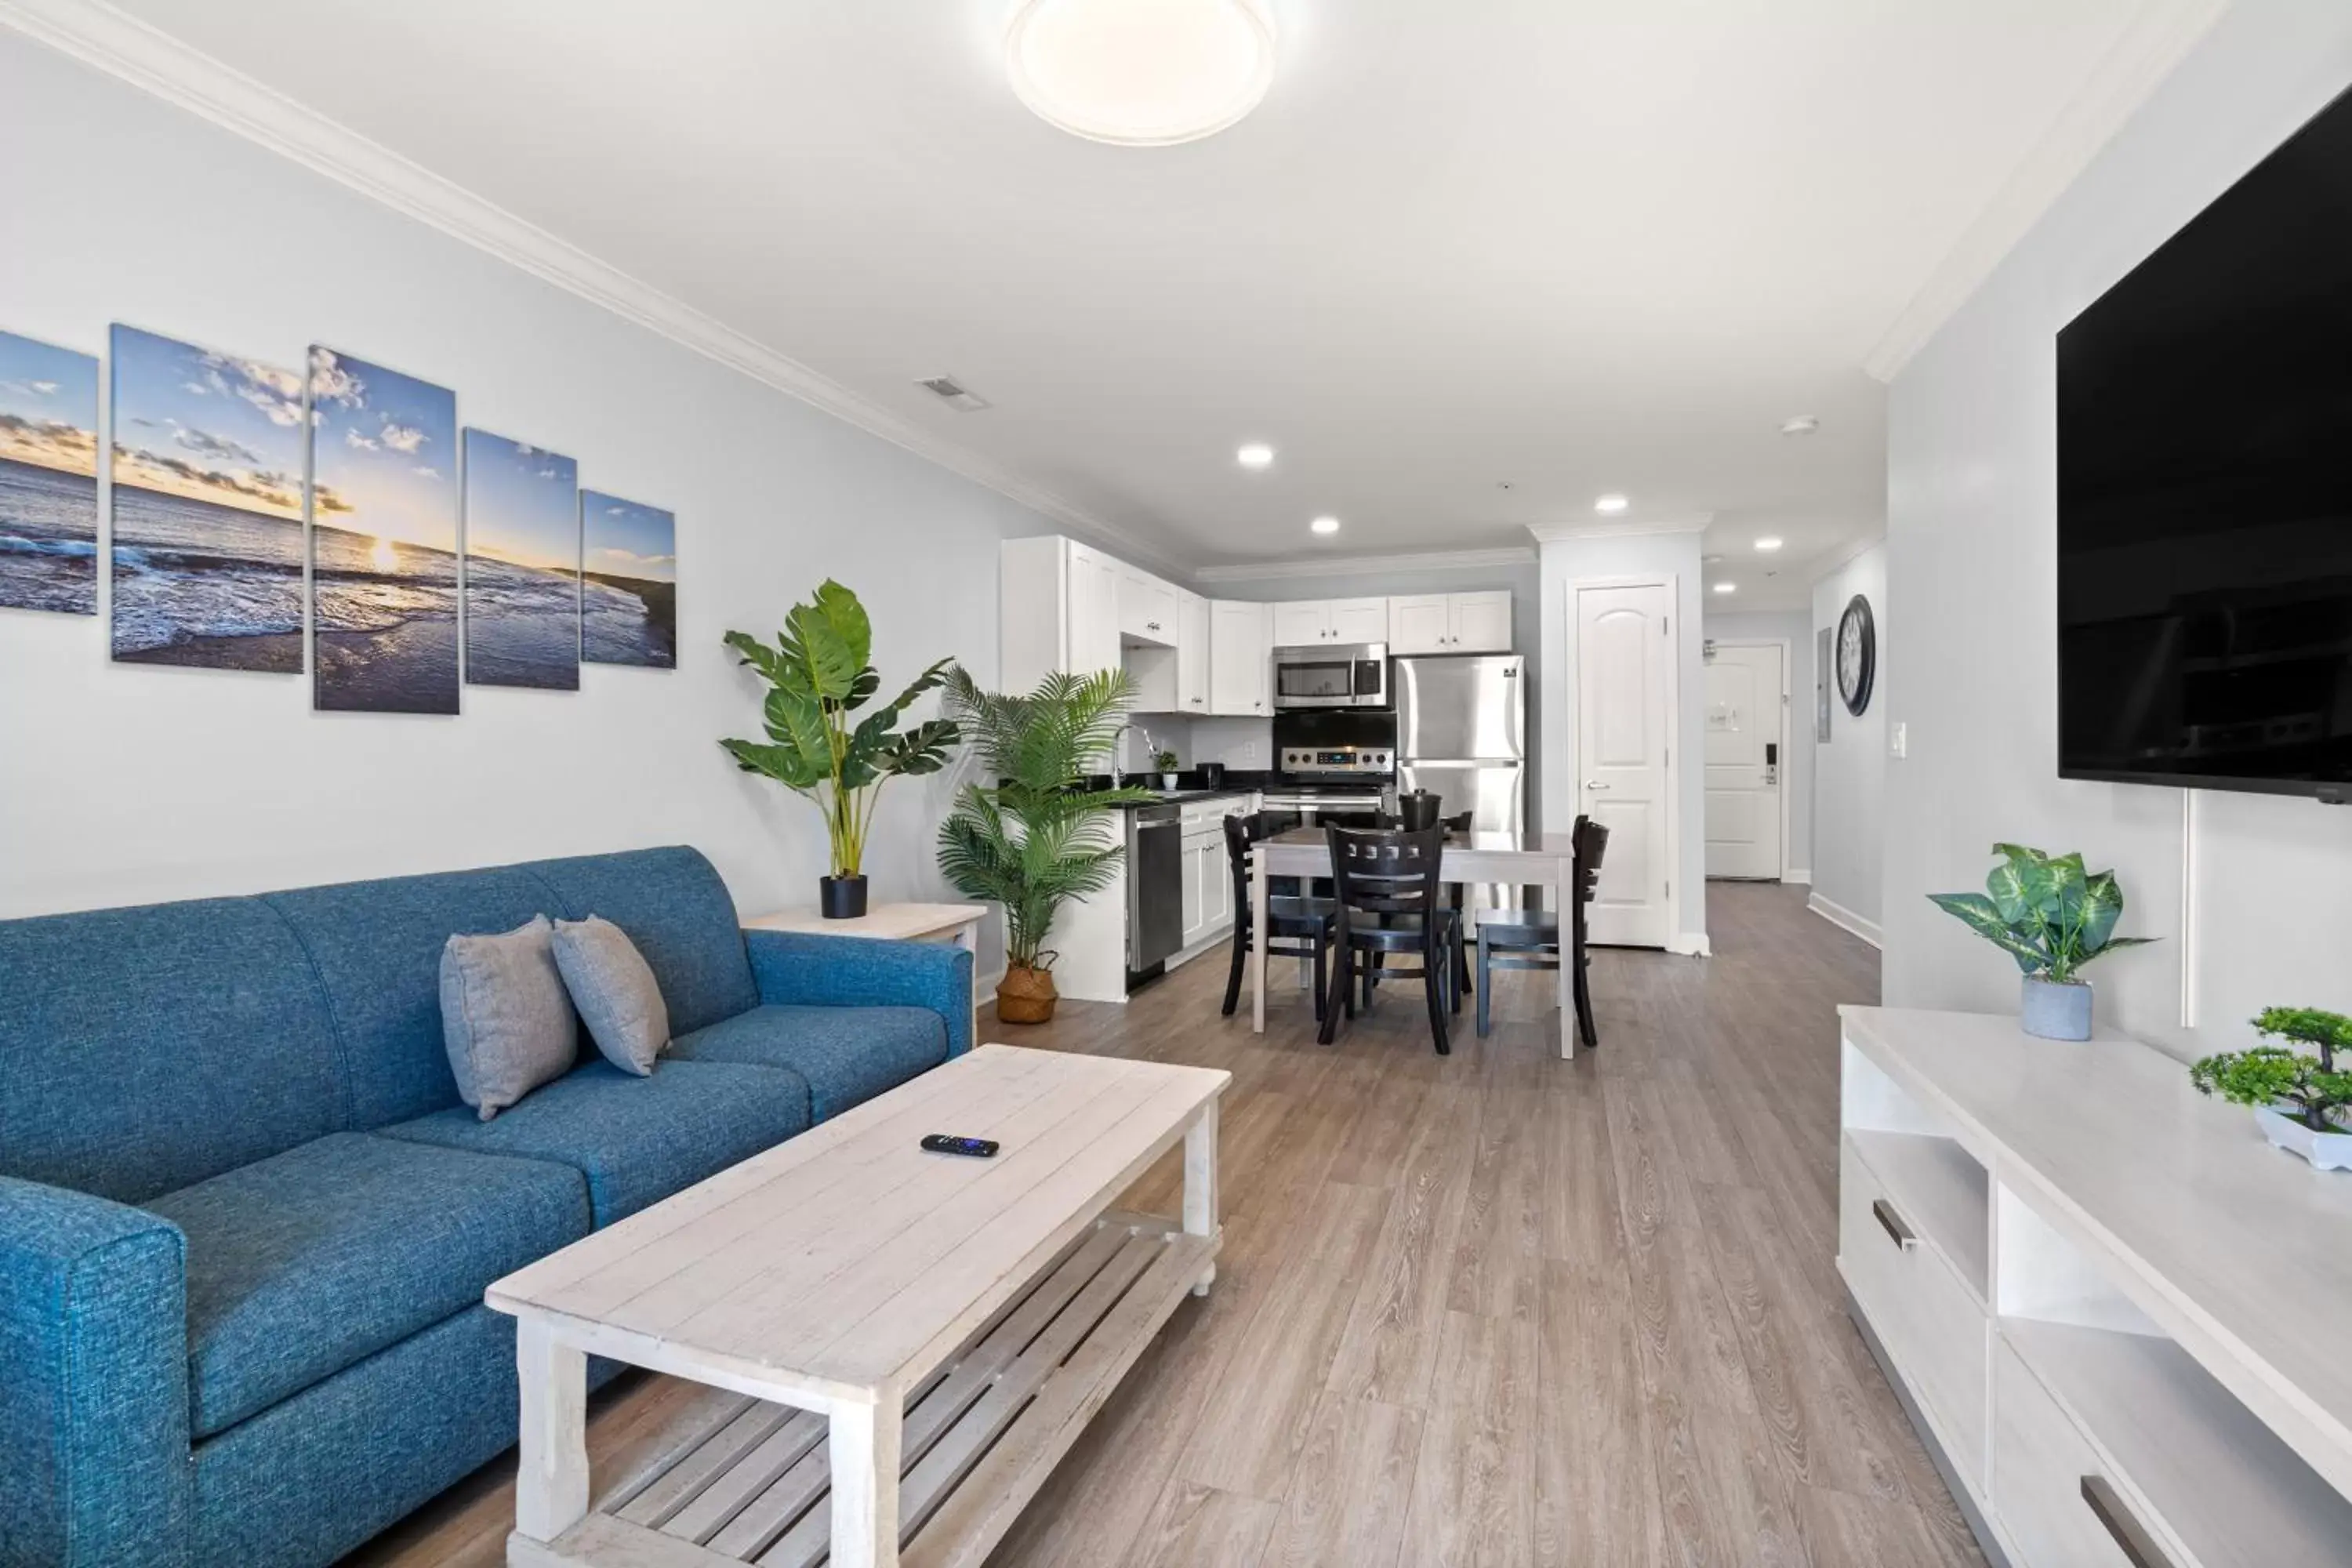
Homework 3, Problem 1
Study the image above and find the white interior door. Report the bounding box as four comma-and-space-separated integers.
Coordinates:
1576, 581, 1674, 948
1704, 642, 1784, 880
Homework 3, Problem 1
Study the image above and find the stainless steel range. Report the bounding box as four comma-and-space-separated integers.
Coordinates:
1264, 712, 1397, 826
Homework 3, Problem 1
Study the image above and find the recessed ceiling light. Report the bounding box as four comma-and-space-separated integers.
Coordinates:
1712, 582, 1737, 595
1755, 536, 1784, 552
1236, 441, 1274, 470
1780, 416, 1820, 437
1309, 515, 1341, 535
1594, 493, 1629, 514
1006, 0, 1279, 147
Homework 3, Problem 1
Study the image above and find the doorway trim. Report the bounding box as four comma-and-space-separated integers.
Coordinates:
1704, 635, 1794, 883
1563, 572, 1684, 952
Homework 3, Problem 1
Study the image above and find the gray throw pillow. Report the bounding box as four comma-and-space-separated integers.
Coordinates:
439, 915, 578, 1120
550, 915, 670, 1075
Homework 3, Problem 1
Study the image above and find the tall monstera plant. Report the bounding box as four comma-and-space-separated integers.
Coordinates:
721, 581, 958, 911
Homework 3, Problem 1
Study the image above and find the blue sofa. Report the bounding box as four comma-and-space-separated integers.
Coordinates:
0, 846, 971, 1568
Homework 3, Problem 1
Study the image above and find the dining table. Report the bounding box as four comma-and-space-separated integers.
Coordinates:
1248, 825, 1588, 1059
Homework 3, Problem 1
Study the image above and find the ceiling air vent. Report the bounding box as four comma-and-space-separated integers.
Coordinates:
916, 376, 991, 412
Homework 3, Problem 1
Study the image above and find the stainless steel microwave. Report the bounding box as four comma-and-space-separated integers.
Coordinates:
1272, 641, 1390, 709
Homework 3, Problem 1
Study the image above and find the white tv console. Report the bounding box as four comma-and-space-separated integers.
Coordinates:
1838, 1007, 2352, 1568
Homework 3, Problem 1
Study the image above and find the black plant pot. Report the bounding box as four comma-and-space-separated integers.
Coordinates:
819, 875, 869, 920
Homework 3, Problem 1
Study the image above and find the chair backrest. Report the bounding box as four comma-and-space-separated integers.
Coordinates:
1570, 815, 1610, 947
1325, 822, 1446, 918
1223, 810, 1301, 923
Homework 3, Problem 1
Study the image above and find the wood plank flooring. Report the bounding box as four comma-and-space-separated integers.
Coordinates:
343, 883, 1981, 1568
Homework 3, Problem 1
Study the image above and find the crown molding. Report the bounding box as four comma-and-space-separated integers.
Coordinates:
1860, 0, 2228, 383
1191, 546, 1535, 583
1527, 516, 1713, 544
0, 0, 1192, 576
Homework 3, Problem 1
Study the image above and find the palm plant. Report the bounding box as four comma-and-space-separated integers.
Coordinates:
937, 666, 1152, 1018
720, 581, 958, 906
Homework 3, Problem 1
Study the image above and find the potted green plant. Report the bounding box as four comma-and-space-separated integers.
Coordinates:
1153, 747, 1181, 792
1928, 843, 2154, 1040
2192, 1007, 2352, 1171
937, 666, 1153, 1022
720, 580, 959, 919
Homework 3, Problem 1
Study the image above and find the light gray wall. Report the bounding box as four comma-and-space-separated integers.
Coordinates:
1537, 530, 1708, 948
1203, 559, 1543, 822
0, 34, 1054, 979
1811, 544, 1887, 931
1883, 0, 2352, 1059
1701, 608, 1814, 880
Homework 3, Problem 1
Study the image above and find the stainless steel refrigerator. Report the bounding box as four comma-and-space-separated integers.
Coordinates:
1394, 654, 1526, 835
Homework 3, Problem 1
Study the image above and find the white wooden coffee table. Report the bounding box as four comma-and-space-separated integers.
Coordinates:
487, 1044, 1228, 1568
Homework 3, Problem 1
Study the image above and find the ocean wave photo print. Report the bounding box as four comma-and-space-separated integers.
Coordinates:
308, 347, 461, 713
581, 490, 676, 669
0, 328, 100, 616
108, 325, 309, 668
463, 429, 580, 690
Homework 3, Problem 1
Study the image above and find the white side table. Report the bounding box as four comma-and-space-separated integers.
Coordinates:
742, 902, 986, 1044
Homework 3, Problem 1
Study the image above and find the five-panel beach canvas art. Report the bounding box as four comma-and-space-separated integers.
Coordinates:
0, 322, 676, 713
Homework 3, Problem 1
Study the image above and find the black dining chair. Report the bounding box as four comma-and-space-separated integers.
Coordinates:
1475, 814, 1610, 1047
1220, 811, 1339, 1022
1318, 822, 1463, 1054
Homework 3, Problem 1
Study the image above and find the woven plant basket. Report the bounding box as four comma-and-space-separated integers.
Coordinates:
996, 963, 1058, 1025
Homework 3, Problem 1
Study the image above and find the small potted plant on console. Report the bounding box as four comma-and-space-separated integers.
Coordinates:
2191, 1007, 2352, 1171
1928, 842, 2153, 1040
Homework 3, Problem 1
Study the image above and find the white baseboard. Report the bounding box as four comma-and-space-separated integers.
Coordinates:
975, 964, 1007, 995
1667, 931, 1712, 957
1807, 891, 1882, 949
1785, 867, 1813, 886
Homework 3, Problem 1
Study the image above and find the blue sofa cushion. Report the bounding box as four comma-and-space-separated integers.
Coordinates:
520, 848, 759, 1036
143, 1133, 590, 1439
263, 867, 573, 1130
671, 1005, 948, 1122
0, 898, 346, 1203
376, 1058, 810, 1225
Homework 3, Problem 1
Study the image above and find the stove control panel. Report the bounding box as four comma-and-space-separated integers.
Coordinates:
1280, 746, 1393, 775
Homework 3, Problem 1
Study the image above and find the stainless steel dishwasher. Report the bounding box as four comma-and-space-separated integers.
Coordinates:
1126, 802, 1184, 985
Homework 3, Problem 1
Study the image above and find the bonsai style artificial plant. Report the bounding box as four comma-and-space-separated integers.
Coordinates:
936, 666, 1153, 1022
720, 580, 959, 918
1928, 843, 2152, 1040
2192, 1007, 2352, 1169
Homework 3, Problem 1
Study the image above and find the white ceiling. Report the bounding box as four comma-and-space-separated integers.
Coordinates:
26, 0, 2207, 607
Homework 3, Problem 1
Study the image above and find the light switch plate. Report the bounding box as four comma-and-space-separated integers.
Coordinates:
1890, 721, 1908, 760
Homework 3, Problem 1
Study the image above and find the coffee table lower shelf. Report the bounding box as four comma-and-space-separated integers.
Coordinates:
510, 1210, 1215, 1568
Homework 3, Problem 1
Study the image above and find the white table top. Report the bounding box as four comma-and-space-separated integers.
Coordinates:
742, 902, 985, 940
486, 1044, 1228, 1404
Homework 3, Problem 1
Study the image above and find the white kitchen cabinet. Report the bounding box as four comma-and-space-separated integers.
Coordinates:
1000, 536, 1122, 691
1272, 597, 1389, 645
1209, 601, 1270, 716
1178, 795, 1248, 955
1177, 592, 1210, 713
1388, 591, 1514, 654
1117, 563, 1181, 648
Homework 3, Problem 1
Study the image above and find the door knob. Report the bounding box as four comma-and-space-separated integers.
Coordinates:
1584, 781, 1612, 790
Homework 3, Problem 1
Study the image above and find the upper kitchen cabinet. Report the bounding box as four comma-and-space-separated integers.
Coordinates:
1387, 590, 1513, 654
1209, 600, 1271, 715
1000, 535, 1123, 690
1271, 597, 1388, 645
1178, 591, 1210, 712
1116, 562, 1181, 648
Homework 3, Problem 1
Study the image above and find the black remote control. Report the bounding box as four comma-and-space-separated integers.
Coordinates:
921, 1134, 1000, 1158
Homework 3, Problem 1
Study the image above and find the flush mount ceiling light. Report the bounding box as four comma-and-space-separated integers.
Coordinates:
1712, 582, 1737, 594
1236, 441, 1274, 469
1594, 493, 1629, 515
1309, 515, 1341, 535
1006, 0, 1279, 147
1780, 416, 1820, 437
1755, 536, 1784, 552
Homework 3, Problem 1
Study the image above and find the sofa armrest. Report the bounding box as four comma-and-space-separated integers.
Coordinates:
743, 930, 975, 1058
0, 1176, 191, 1568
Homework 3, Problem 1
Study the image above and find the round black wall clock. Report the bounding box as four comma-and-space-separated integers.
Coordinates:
1837, 594, 1875, 716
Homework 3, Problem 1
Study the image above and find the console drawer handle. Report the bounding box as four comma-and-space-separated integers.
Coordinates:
1871, 1197, 1915, 1250
2081, 1475, 2174, 1568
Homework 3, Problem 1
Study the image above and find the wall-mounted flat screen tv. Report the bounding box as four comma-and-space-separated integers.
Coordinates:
2058, 85, 2352, 801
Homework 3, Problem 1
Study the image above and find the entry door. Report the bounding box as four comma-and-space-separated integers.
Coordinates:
1704, 642, 1784, 880
1576, 582, 1674, 948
